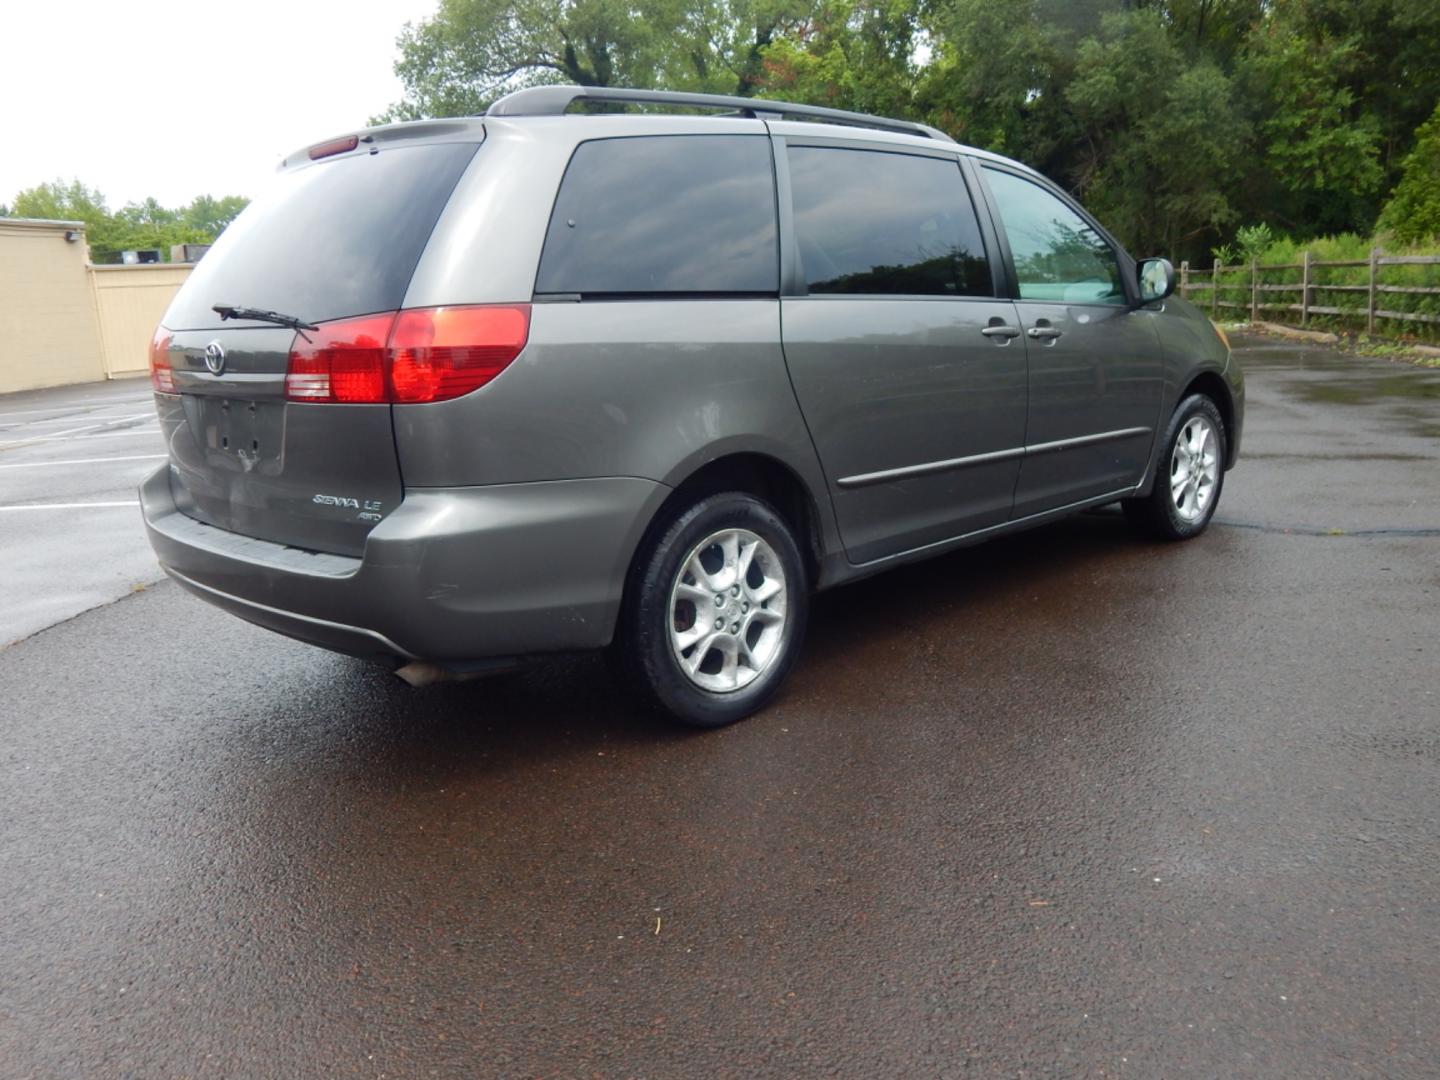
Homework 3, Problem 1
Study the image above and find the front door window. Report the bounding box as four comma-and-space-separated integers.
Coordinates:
982, 168, 1126, 306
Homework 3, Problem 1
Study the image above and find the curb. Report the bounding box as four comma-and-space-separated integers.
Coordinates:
1251, 321, 1340, 344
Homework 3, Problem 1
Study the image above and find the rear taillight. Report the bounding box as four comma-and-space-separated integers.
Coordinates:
149, 328, 175, 394
389, 306, 531, 403
285, 313, 393, 402
284, 305, 530, 404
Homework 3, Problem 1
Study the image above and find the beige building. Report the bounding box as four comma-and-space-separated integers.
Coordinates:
0, 217, 192, 396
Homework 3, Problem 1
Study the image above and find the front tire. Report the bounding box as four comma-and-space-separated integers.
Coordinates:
1124, 394, 1227, 540
615, 492, 808, 728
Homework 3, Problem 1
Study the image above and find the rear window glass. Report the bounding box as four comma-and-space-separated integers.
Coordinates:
787, 146, 992, 297
535, 135, 778, 295
164, 141, 478, 329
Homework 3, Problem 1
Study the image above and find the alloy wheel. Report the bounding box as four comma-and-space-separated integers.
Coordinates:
1170, 415, 1219, 523
667, 528, 789, 693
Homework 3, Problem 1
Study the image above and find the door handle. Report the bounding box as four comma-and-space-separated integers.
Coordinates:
980, 325, 1021, 339
1027, 326, 1063, 340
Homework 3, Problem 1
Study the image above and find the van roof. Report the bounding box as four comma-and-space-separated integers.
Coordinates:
478, 86, 1033, 174
282, 85, 1034, 180
486, 85, 955, 143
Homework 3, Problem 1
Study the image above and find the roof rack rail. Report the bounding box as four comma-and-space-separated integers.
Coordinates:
485, 85, 955, 144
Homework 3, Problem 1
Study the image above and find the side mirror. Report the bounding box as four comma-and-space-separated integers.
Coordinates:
1137, 257, 1176, 304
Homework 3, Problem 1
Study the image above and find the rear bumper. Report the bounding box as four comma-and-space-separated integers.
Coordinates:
140, 465, 668, 662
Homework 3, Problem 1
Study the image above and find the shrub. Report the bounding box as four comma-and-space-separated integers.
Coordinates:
1377, 102, 1440, 245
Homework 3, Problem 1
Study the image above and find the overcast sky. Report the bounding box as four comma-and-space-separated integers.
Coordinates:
3, 0, 441, 210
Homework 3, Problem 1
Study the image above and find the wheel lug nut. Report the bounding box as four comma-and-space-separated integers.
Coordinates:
714, 595, 724, 607
731, 585, 740, 597
742, 602, 749, 612
714, 618, 724, 630
730, 622, 740, 633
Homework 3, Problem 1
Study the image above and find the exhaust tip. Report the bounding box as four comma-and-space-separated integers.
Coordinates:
393, 661, 451, 688
393, 658, 522, 687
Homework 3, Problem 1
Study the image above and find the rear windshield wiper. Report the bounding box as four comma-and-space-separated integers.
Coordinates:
213, 304, 318, 342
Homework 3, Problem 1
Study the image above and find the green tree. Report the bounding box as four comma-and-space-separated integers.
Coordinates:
108, 197, 206, 260
676, 0, 818, 96
1234, 222, 1274, 263
361, 0, 1440, 259
1377, 101, 1440, 244
755, 0, 922, 120
118, 196, 181, 230
381, 0, 662, 119
9, 180, 126, 257
1062, 11, 1246, 256
917, 0, 1071, 161
182, 194, 250, 236
1237, 15, 1384, 234
6, 180, 249, 262
1149, 0, 1267, 61
1287, 0, 1440, 178
377, 0, 816, 120
9, 179, 111, 228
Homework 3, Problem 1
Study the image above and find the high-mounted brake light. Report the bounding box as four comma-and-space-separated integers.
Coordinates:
149, 327, 175, 394
308, 134, 360, 160
283, 306, 531, 404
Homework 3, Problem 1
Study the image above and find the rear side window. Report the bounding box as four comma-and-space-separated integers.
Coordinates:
535, 135, 778, 295
164, 142, 478, 330
787, 146, 992, 297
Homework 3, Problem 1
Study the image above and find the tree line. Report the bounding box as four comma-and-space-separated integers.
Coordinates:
0, 181, 249, 264
378, 0, 1440, 263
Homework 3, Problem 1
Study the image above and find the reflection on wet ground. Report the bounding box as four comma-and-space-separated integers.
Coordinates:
1243, 337, 1440, 438
1223, 336, 1440, 531
1293, 376, 1440, 405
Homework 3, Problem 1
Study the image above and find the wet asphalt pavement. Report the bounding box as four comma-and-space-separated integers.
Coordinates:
1, 336, 1437, 1077
0, 377, 165, 646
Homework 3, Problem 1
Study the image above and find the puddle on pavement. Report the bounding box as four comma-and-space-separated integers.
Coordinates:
1233, 338, 1362, 373
1231, 333, 1440, 440
1289, 376, 1440, 405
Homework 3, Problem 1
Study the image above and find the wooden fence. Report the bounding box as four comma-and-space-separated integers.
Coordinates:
90, 264, 193, 377
1179, 250, 1440, 335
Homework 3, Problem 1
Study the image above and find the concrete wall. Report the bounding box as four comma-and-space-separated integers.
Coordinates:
0, 218, 192, 394
91, 265, 192, 377
0, 218, 107, 394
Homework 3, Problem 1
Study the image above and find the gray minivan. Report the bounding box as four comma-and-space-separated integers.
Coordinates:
142, 86, 1243, 727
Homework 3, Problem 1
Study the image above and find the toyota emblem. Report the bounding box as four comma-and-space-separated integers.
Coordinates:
204, 340, 226, 376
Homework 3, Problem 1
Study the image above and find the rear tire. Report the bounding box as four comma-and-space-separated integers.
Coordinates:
614, 492, 808, 728
1124, 394, 1227, 540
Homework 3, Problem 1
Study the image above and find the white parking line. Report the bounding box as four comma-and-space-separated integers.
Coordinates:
0, 410, 160, 430
0, 454, 167, 470
0, 396, 152, 420
0, 421, 160, 449
77, 429, 161, 439
0, 501, 141, 511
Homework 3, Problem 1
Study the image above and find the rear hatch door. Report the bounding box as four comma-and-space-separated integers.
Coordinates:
156, 136, 480, 556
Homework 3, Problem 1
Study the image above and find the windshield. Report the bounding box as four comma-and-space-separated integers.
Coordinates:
163, 140, 479, 331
